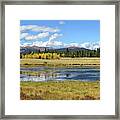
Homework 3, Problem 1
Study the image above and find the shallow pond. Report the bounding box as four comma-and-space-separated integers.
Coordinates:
20, 66, 100, 82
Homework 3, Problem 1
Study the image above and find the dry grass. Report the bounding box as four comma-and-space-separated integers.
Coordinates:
20, 58, 100, 67
20, 81, 100, 100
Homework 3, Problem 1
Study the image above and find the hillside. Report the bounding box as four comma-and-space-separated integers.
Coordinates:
20, 46, 91, 54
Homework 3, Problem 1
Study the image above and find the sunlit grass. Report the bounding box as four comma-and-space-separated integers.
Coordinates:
21, 58, 100, 67
20, 81, 100, 100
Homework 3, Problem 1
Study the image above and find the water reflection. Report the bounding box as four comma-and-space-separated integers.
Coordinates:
20, 67, 100, 82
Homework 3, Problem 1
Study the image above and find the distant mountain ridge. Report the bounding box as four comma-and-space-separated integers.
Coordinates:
20, 46, 91, 54
20, 46, 49, 54
56, 46, 89, 52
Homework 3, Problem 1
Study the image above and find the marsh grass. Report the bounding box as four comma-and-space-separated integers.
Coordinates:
20, 81, 100, 100
20, 58, 100, 67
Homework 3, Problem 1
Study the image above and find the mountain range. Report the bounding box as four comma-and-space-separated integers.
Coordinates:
20, 46, 93, 54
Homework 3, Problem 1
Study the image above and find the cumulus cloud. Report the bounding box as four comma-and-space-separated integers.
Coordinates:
31, 41, 44, 47
20, 25, 99, 50
20, 33, 29, 39
80, 42, 100, 50
21, 25, 60, 33
64, 42, 100, 50
43, 33, 63, 47
21, 25, 38, 32
28, 40, 63, 47
46, 41, 63, 47
21, 40, 100, 50
65, 43, 79, 47
49, 33, 63, 41
21, 33, 63, 47
92, 42, 100, 50
25, 32, 49, 40
20, 42, 32, 47
31, 26, 60, 33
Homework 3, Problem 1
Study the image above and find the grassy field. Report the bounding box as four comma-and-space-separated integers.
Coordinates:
20, 58, 100, 67
20, 58, 100, 100
20, 81, 100, 100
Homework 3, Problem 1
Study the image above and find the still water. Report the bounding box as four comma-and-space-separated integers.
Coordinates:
20, 66, 100, 82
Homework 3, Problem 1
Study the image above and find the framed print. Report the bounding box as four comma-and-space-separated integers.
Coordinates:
0, 0, 120, 119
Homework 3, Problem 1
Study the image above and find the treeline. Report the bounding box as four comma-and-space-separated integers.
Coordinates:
20, 53, 60, 59
20, 48, 100, 59
58, 48, 100, 58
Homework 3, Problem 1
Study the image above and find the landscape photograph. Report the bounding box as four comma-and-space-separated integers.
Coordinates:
20, 20, 100, 100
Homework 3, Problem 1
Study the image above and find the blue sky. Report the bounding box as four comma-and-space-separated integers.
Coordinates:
20, 20, 100, 49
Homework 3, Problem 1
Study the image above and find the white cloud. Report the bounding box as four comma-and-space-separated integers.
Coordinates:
65, 43, 79, 47
32, 41, 44, 47
25, 32, 49, 40
21, 41, 100, 50
20, 25, 63, 47
20, 33, 29, 39
27, 40, 63, 47
80, 42, 100, 50
20, 42, 32, 47
21, 33, 63, 47
64, 42, 100, 50
31, 26, 60, 33
46, 41, 63, 47
21, 25, 38, 32
44, 33, 63, 47
59, 21, 65, 25
80, 42, 91, 49
21, 25, 60, 33
49, 33, 63, 41
92, 42, 100, 50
